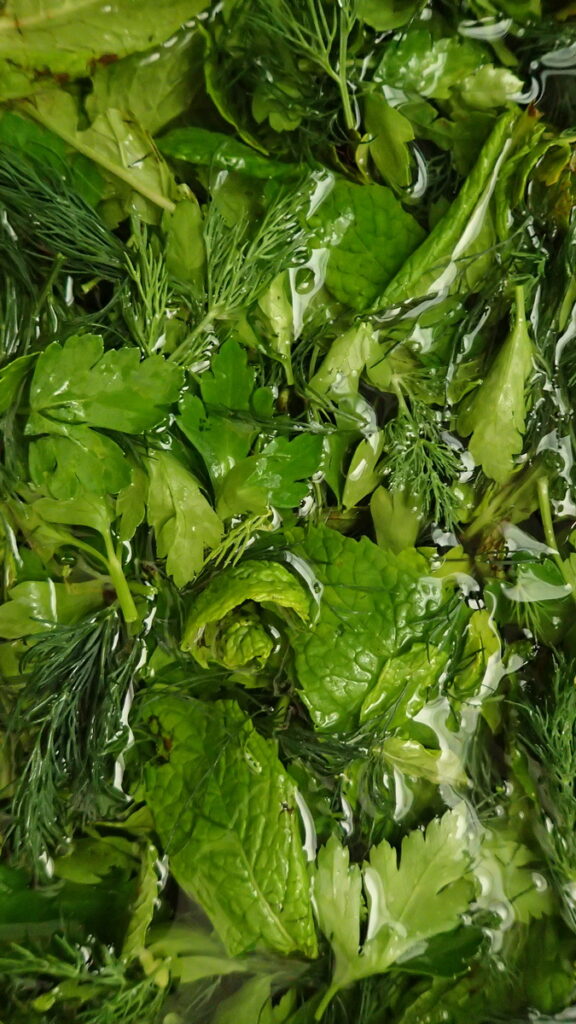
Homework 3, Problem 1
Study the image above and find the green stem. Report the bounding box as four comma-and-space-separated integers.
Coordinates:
337, 9, 356, 133
537, 475, 576, 602
315, 983, 339, 1020
22, 102, 176, 214
168, 309, 217, 365
103, 532, 138, 623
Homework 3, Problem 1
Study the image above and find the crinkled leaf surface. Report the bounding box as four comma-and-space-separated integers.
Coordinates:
289, 527, 446, 730
181, 559, 310, 659
310, 178, 425, 311
142, 695, 317, 958
145, 451, 222, 588
27, 334, 182, 434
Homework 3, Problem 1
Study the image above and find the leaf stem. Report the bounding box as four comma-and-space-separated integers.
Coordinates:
315, 983, 339, 1020
103, 532, 138, 623
537, 475, 576, 602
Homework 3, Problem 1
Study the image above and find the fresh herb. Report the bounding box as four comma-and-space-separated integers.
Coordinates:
1, 2, 576, 1023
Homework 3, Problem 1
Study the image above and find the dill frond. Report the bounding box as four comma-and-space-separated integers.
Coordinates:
238, 0, 360, 133
6, 612, 143, 866
0, 148, 125, 281
169, 185, 309, 365
381, 400, 462, 530
522, 658, 576, 928
123, 220, 175, 355
0, 935, 166, 1024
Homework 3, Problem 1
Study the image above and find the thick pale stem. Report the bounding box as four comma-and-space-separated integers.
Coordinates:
103, 533, 138, 623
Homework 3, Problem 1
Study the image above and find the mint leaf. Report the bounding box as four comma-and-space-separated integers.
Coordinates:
289, 527, 446, 730
458, 287, 533, 483
142, 696, 318, 958
145, 451, 222, 588
310, 178, 425, 311
27, 334, 182, 434
181, 559, 310, 665
313, 810, 474, 1015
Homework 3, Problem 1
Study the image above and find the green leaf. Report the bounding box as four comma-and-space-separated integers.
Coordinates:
24, 90, 181, 220
374, 28, 488, 100
458, 65, 524, 111
313, 810, 474, 1015
145, 451, 223, 588
364, 94, 414, 190
121, 843, 160, 960
378, 109, 520, 306
28, 334, 183, 434
213, 977, 275, 1024
0, 353, 35, 414
380, 737, 466, 786
342, 431, 384, 510
29, 427, 130, 500
216, 434, 323, 518
0, 0, 209, 82
87, 28, 204, 136
474, 829, 553, 925
158, 127, 295, 179
370, 486, 421, 553
142, 695, 318, 958
308, 323, 379, 399
181, 559, 310, 662
289, 527, 446, 730
310, 178, 425, 311
312, 836, 363, 996
53, 836, 137, 886
358, 0, 420, 29
360, 643, 449, 726
34, 494, 113, 537
178, 341, 260, 484
258, 272, 295, 381
116, 467, 149, 543
458, 287, 533, 483
0, 580, 105, 639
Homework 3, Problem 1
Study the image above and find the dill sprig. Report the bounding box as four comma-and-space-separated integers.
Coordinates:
381, 399, 462, 530
6, 612, 143, 866
521, 658, 576, 929
0, 935, 166, 1024
237, 0, 360, 133
0, 148, 125, 281
169, 185, 309, 365
123, 220, 176, 356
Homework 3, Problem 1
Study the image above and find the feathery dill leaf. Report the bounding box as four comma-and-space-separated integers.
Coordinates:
0, 148, 124, 281
236, 0, 360, 133
0, 935, 165, 1024
521, 659, 576, 927
169, 185, 309, 364
123, 220, 175, 355
381, 400, 462, 529
6, 612, 143, 865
